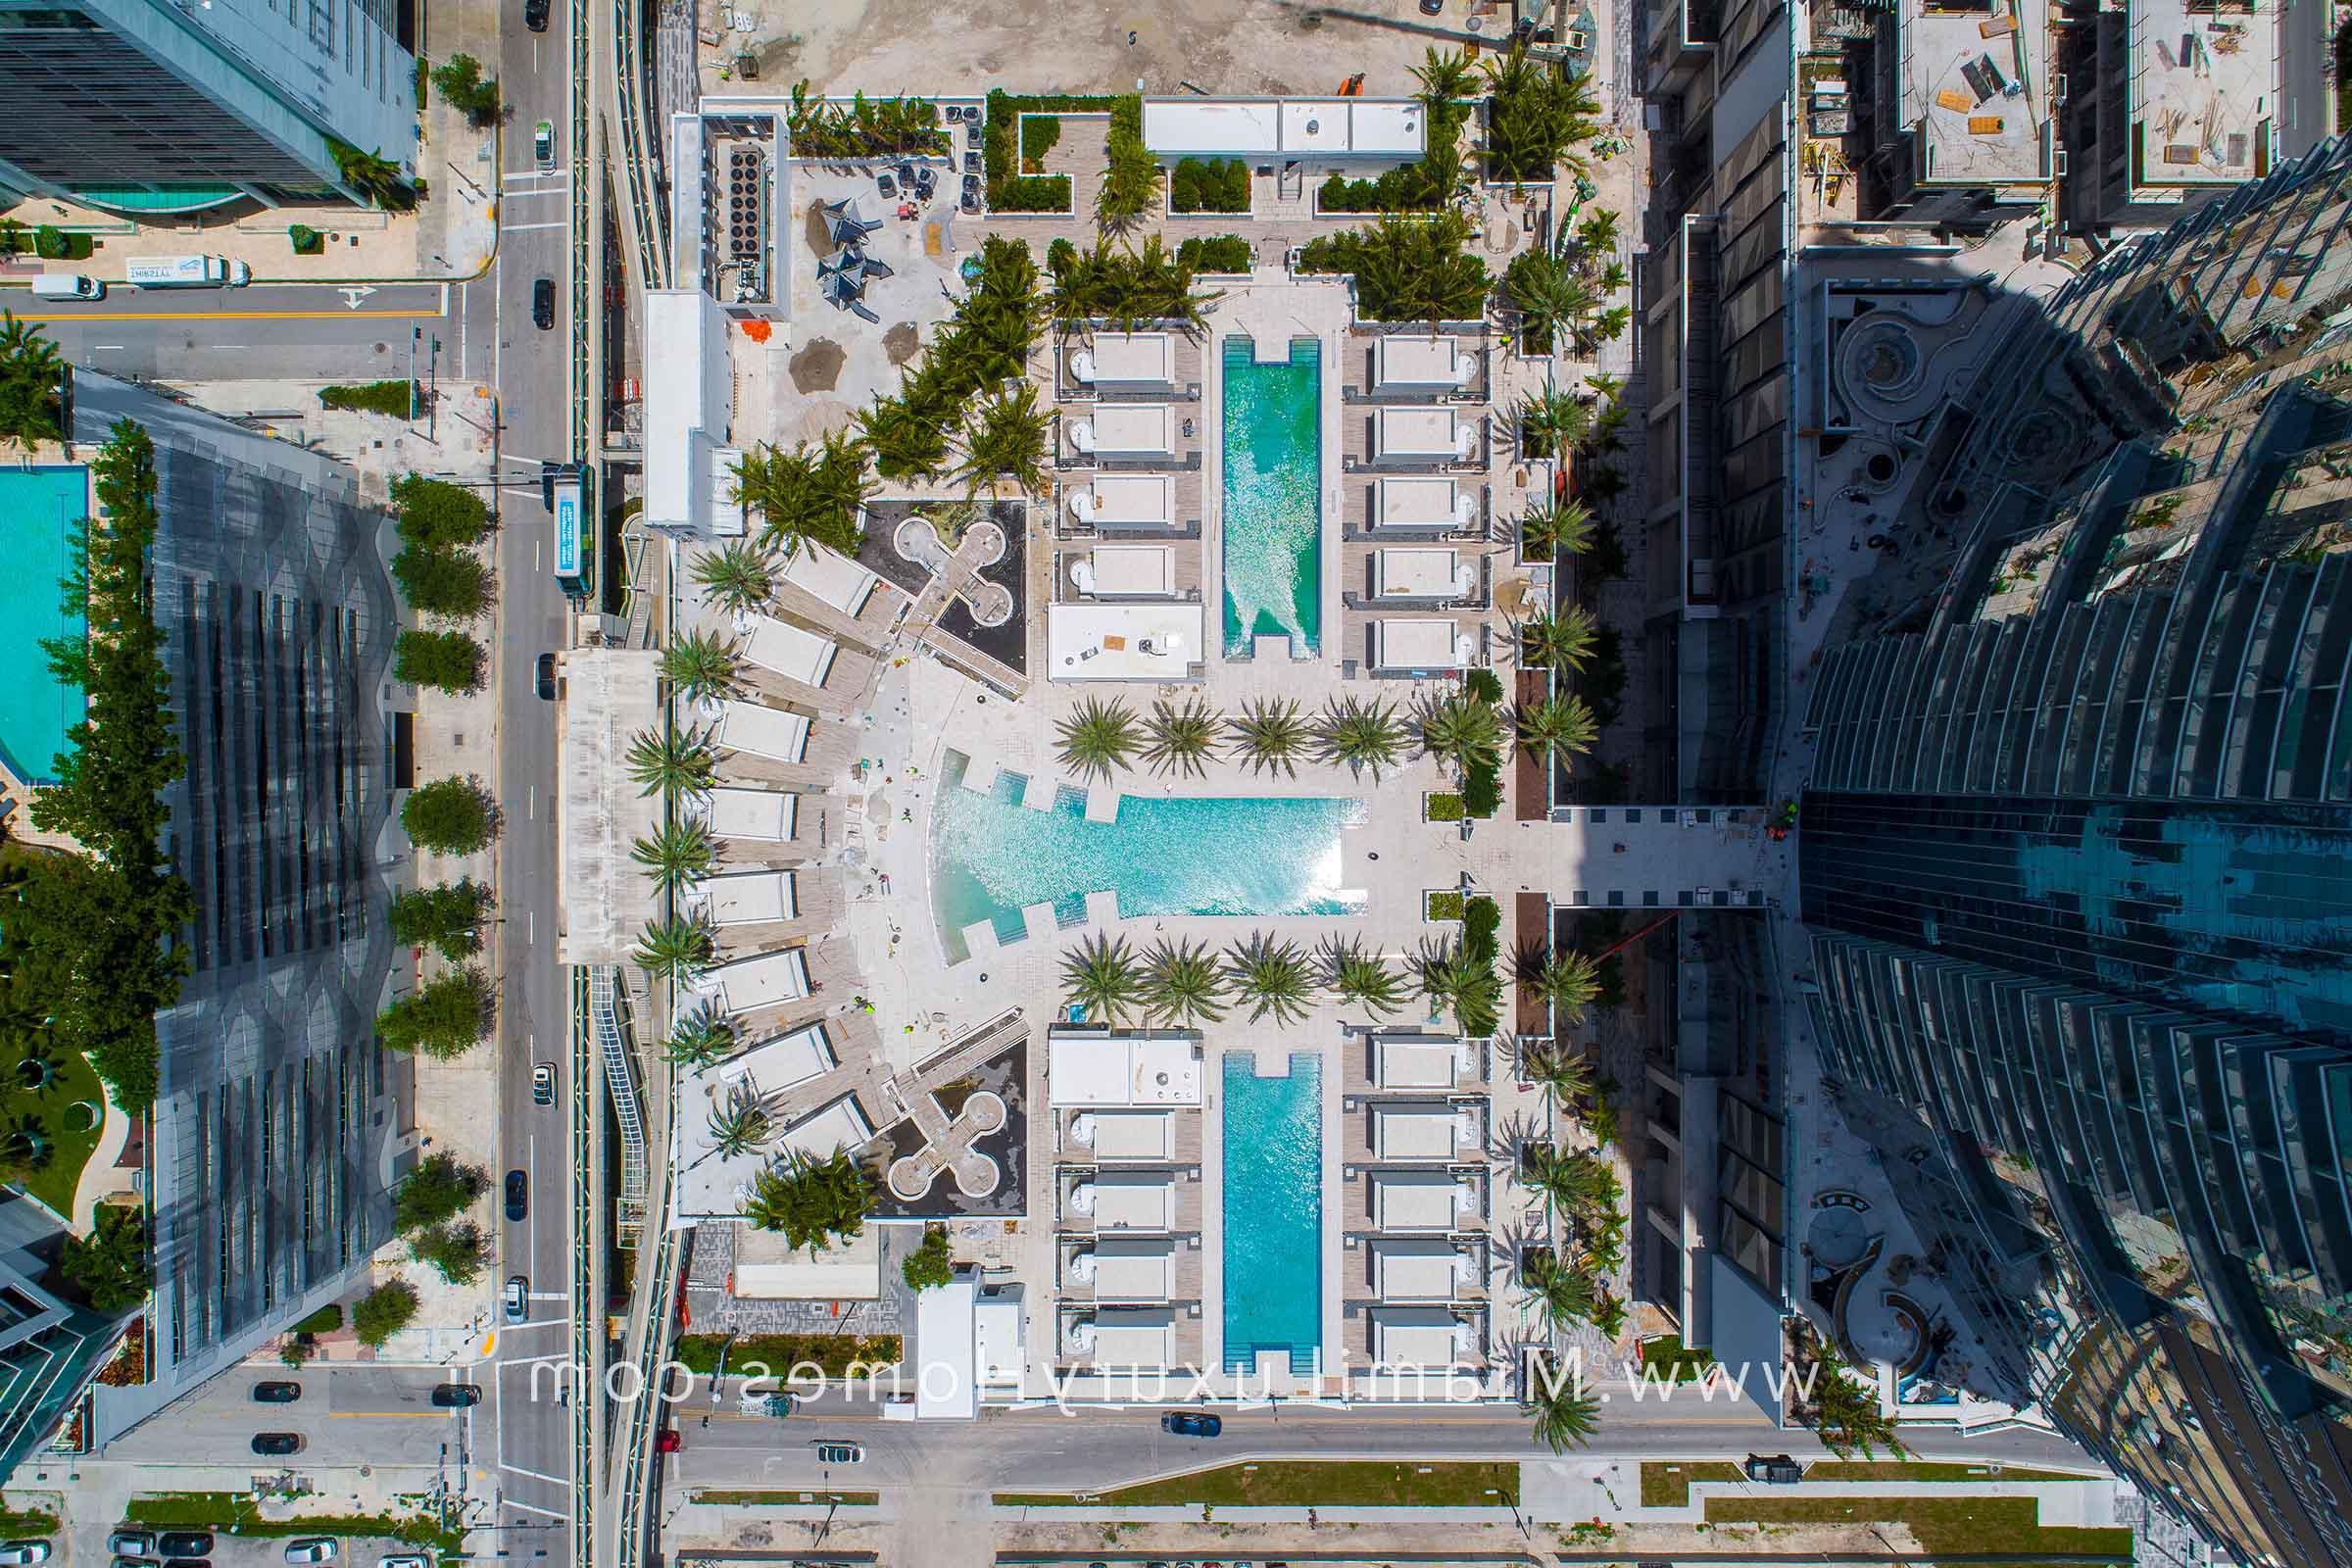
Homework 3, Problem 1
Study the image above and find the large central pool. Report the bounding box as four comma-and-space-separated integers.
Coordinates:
1222, 1051, 1323, 1372
1220, 336, 1323, 658
928, 751, 1364, 963
0, 466, 86, 786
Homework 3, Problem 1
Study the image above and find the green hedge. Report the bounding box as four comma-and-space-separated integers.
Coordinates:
1426, 891, 1464, 919
289, 223, 323, 255
673, 1332, 904, 1377
992, 173, 1072, 213
984, 89, 1112, 202
1019, 113, 1061, 168
1426, 792, 1465, 821
290, 1303, 344, 1334
1170, 157, 1250, 213
1317, 100, 1470, 212
124, 1494, 459, 1556
1174, 234, 1251, 273
319, 380, 421, 416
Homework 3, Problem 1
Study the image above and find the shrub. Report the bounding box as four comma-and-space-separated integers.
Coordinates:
291, 1303, 346, 1334
1019, 113, 1061, 169
1463, 755, 1503, 818
402, 775, 497, 854
1174, 234, 1252, 273
902, 1225, 955, 1293
377, 968, 494, 1058
391, 473, 493, 550
429, 53, 502, 128
352, 1280, 421, 1348
393, 627, 484, 693
784, 82, 948, 158
32, 224, 91, 261
1098, 95, 1162, 229
391, 543, 492, 619
992, 173, 1072, 213
1425, 792, 1466, 821
1465, 667, 1504, 704
1425, 891, 1465, 920
983, 89, 1113, 201
62, 1203, 151, 1313
319, 380, 420, 416
289, 223, 323, 255
1170, 157, 1250, 213
393, 1152, 487, 1233
672, 1332, 902, 1377
409, 1222, 487, 1285
388, 879, 494, 961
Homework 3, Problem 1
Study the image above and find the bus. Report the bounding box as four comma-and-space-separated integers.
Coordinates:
545, 462, 591, 600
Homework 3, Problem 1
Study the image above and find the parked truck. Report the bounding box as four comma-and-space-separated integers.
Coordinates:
123, 254, 251, 289
29, 273, 104, 301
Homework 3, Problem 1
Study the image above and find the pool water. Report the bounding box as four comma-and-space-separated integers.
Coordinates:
928, 751, 1363, 964
1220, 336, 1323, 657
1222, 1052, 1323, 1371
0, 467, 87, 786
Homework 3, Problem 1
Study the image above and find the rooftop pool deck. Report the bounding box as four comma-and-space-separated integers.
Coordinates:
1220, 336, 1323, 658
0, 466, 87, 786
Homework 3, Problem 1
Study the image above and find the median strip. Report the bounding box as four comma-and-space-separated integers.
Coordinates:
997, 1460, 1520, 1509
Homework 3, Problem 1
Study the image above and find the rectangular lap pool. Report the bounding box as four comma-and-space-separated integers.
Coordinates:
1222, 1051, 1323, 1371
1220, 336, 1322, 658
0, 466, 86, 786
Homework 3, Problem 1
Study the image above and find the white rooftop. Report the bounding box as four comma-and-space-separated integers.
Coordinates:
1074, 332, 1174, 385
1048, 602, 1203, 680
1375, 1239, 1466, 1301
1087, 1307, 1177, 1368
1374, 1102, 1466, 1160
1077, 543, 1177, 598
916, 1275, 979, 1419
1375, 476, 1468, 528
1069, 1108, 1174, 1160
1370, 616, 1472, 670
692, 947, 812, 1015
1373, 548, 1468, 601
1371, 1305, 1465, 1367
975, 1288, 1026, 1387
1081, 404, 1176, 454
1071, 471, 1174, 524
781, 541, 881, 616
1085, 1237, 1176, 1300
715, 1020, 835, 1095
1375, 334, 1474, 388
743, 613, 841, 689
1377, 405, 1468, 459
555, 649, 663, 966
779, 1093, 875, 1160
1050, 1034, 1204, 1105
643, 290, 736, 534
1143, 96, 1426, 157
1076, 1172, 1174, 1231
692, 868, 798, 926
711, 698, 813, 763
1372, 1170, 1472, 1231
1377, 1037, 1465, 1089
703, 786, 798, 842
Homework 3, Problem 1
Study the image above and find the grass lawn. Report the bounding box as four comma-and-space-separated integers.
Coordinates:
124, 1494, 464, 1556
3, 1040, 107, 1218
1640, 1461, 1741, 1505
998, 1460, 1519, 1508
1803, 1461, 2091, 1483
692, 1490, 880, 1506
0, 1505, 59, 1536
1704, 1494, 2133, 1559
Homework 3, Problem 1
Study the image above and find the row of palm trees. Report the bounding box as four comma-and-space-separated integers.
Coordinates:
1053, 683, 1599, 788
1058, 931, 1601, 1034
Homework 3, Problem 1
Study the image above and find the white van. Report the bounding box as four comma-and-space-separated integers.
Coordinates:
29, 273, 104, 301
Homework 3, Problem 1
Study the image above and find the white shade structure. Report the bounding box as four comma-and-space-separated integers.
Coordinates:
742, 613, 842, 689
1369, 617, 1473, 670
1373, 548, 1474, 601
712, 699, 813, 763
1374, 476, 1472, 529
780, 541, 881, 616
1069, 472, 1174, 525
1071, 544, 1177, 598
703, 786, 799, 842
1375, 335, 1475, 389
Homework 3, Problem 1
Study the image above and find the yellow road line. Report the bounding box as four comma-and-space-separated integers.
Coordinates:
7, 308, 439, 322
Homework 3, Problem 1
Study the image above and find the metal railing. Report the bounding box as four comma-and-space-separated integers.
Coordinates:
590, 965, 650, 1235
567, 966, 598, 1568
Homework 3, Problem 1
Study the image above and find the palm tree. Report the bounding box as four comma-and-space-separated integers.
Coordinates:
1574, 208, 1621, 260
1518, 1039, 1593, 1111
1514, 693, 1599, 767
1524, 948, 1603, 1027
1516, 606, 1599, 673
662, 628, 740, 705
1225, 932, 1318, 1026
1, 1112, 52, 1171
692, 540, 777, 612
1054, 696, 1140, 784
1524, 1365, 1602, 1452
1142, 938, 1228, 1029
707, 1085, 773, 1158
1418, 689, 1505, 781
666, 1009, 736, 1069
1411, 44, 1479, 104
13, 1040, 59, 1095
1143, 695, 1221, 779
1315, 694, 1407, 781
1515, 381, 1592, 462
855, 389, 954, 483
1518, 498, 1594, 563
1061, 933, 1144, 1026
625, 726, 717, 799
1521, 1141, 1613, 1216
1414, 937, 1500, 1035
629, 820, 715, 898
1520, 1246, 1596, 1328
632, 915, 714, 984
1227, 698, 1310, 780
1502, 245, 1599, 355
953, 381, 1054, 498
1325, 937, 1406, 1017
0, 312, 66, 448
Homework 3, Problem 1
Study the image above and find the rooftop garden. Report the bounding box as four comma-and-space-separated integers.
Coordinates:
1297, 212, 1492, 324
784, 81, 950, 158
1318, 47, 1477, 214
1483, 41, 1603, 185
1048, 234, 1222, 334
983, 90, 1110, 213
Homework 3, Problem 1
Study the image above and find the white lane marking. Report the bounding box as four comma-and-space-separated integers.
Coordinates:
526, 909, 534, 945
338, 285, 377, 310
503, 170, 570, 183
458, 280, 468, 379
502, 220, 567, 232
501, 1463, 568, 1486
96, 343, 125, 350
498, 1351, 575, 1366
527, 1292, 565, 1301
507, 1497, 567, 1518
535, 536, 543, 571
528, 783, 537, 819
501, 1316, 566, 1331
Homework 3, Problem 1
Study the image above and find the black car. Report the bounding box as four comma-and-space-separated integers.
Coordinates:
250, 1433, 302, 1456
157, 1535, 214, 1558
532, 277, 556, 330
505, 1168, 527, 1222
163, 1560, 212, 1568
1159, 1410, 1221, 1438
534, 652, 558, 701
960, 172, 981, 214
430, 1384, 482, 1407
1744, 1453, 1803, 1484
251, 1381, 302, 1402
524, 0, 549, 28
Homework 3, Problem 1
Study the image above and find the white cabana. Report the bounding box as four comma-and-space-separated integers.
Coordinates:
1049, 1035, 1204, 1105
1371, 1305, 1466, 1366
1374, 476, 1471, 529
1069, 1108, 1174, 1160
743, 613, 842, 690
780, 541, 881, 616
1070, 331, 1174, 386
1369, 617, 1473, 670
1048, 603, 1201, 680
691, 868, 798, 926
1377, 1038, 1465, 1090
1372, 1102, 1467, 1160
1071, 403, 1175, 456
1086, 1307, 1177, 1368
692, 947, 812, 1015
1376, 406, 1472, 460
778, 1093, 875, 1160
1375, 1240, 1468, 1301
1375, 335, 1475, 389
1073, 1172, 1174, 1231
1069, 472, 1174, 525
716, 1020, 835, 1095
704, 786, 799, 842
1372, 548, 1473, 601
1071, 543, 1177, 598
1082, 1238, 1175, 1300
712, 699, 813, 763
1372, 1171, 1475, 1231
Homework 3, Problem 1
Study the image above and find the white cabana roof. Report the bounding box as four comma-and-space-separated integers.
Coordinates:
778, 1093, 875, 1160
1088, 1238, 1175, 1300
1375, 334, 1472, 388
704, 786, 799, 842
1075, 472, 1173, 523
1378, 1038, 1462, 1090
1086, 403, 1175, 454
1085, 1173, 1174, 1230
1371, 1305, 1462, 1366
693, 947, 812, 1015
1048, 602, 1202, 680
1375, 475, 1464, 527
1079, 544, 1177, 598
1377, 406, 1465, 458
1078, 332, 1174, 385
1089, 1307, 1176, 1367
781, 541, 881, 615
1375, 1240, 1464, 1301
1370, 617, 1471, 670
1077, 1109, 1174, 1159
1373, 548, 1464, 600
713, 699, 813, 763
716, 1020, 834, 1095
1373, 1102, 1464, 1160
743, 613, 841, 689
692, 868, 798, 926
1372, 1171, 1468, 1231
1049, 1035, 1204, 1105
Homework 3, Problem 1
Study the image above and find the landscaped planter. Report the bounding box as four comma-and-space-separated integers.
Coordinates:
1424, 890, 1465, 920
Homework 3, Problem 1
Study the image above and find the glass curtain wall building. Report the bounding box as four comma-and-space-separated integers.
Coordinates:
1798, 136, 2352, 1568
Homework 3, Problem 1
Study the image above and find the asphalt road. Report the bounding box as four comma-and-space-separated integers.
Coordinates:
5, 281, 454, 381
97, 1362, 486, 1471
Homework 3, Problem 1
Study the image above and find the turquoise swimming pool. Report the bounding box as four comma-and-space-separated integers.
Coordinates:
0, 467, 87, 786
1220, 336, 1322, 657
1222, 1052, 1322, 1372
928, 751, 1363, 963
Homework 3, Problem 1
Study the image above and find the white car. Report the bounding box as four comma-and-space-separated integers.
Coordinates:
0, 1543, 53, 1565
378, 1557, 430, 1568
283, 1540, 339, 1564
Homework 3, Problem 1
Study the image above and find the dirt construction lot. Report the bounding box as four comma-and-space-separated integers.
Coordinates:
739, 0, 1503, 100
